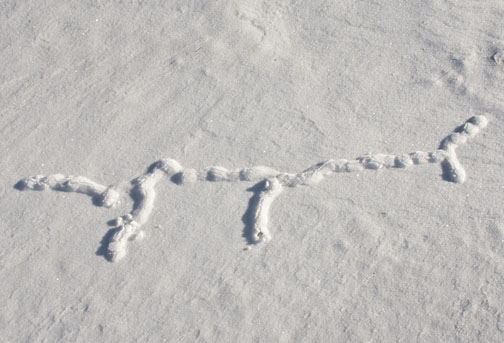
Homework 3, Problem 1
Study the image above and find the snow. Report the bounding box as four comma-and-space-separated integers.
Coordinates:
1, 1, 504, 342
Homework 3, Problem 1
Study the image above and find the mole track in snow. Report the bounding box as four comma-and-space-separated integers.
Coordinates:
16, 115, 489, 262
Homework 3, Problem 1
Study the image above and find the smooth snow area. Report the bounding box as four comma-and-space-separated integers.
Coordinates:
1, 1, 504, 342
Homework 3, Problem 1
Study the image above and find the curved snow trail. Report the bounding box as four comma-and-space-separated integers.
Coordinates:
438, 115, 489, 183
16, 115, 489, 261
15, 174, 120, 208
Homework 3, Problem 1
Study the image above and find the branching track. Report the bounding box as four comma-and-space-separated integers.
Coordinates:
17, 115, 489, 262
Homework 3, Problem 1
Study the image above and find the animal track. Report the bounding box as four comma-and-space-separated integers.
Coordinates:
16, 116, 489, 262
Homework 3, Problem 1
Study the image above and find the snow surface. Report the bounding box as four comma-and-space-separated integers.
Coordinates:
1, 1, 504, 342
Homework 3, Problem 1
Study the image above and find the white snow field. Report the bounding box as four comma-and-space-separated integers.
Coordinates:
1, 1, 504, 342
